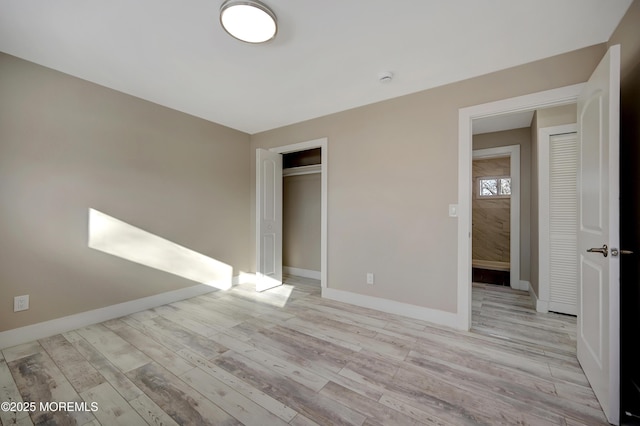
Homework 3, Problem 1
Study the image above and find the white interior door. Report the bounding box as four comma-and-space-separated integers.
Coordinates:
256, 148, 283, 292
577, 45, 620, 425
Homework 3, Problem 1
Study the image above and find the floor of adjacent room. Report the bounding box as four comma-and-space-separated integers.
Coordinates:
0, 276, 606, 425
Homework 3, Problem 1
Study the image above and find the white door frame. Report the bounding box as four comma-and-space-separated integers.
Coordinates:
269, 138, 328, 288
457, 84, 584, 331
472, 145, 522, 290
537, 124, 578, 313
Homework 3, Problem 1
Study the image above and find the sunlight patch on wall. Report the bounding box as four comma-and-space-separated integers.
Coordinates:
88, 208, 232, 290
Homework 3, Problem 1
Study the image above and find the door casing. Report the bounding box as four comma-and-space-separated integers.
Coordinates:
458, 84, 584, 331
257, 138, 328, 289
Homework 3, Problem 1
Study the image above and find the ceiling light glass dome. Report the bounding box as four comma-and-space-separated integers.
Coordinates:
220, 0, 277, 43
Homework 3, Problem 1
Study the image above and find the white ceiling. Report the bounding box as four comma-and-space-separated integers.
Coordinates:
0, 1, 632, 134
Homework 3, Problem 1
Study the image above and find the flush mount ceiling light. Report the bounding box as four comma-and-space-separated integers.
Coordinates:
220, 0, 277, 43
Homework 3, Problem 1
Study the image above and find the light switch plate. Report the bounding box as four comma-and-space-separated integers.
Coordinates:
449, 204, 458, 217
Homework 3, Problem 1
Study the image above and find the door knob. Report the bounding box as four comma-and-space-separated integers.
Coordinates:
587, 244, 608, 257
611, 248, 634, 257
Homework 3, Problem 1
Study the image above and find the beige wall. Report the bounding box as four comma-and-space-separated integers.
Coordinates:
530, 103, 578, 297
7, 6, 636, 330
618, 5, 640, 396
536, 104, 577, 128
472, 157, 511, 263
609, 0, 640, 83
283, 173, 321, 271
0, 53, 252, 332
251, 44, 605, 314
473, 128, 531, 281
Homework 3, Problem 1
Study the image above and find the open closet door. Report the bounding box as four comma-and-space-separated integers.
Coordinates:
577, 44, 620, 425
256, 148, 283, 292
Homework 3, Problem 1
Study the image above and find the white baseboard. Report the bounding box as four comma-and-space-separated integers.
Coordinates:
537, 299, 549, 312
322, 287, 460, 330
0, 276, 243, 350
548, 301, 576, 316
518, 280, 530, 291
527, 282, 549, 313
527, 283, 539, 309
283, 266, 321, 280
237, 272, 256, 284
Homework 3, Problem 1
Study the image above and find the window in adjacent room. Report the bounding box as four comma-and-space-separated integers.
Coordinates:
478, 176, 511, 198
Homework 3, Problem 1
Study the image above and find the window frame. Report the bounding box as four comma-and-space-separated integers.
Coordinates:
476, 175, 512, 199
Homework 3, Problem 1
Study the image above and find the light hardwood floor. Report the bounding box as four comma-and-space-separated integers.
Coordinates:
0, 277, 606, 425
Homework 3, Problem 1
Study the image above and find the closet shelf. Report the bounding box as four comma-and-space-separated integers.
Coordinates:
283, 164, 321, 176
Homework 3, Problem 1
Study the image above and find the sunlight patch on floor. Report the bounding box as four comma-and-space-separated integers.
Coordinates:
234, 282, 295, 308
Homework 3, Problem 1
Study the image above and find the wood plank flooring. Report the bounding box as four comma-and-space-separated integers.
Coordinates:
0, 277, 606, 425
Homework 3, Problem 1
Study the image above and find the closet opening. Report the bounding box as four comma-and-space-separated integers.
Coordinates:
282, 148, 322, 283
256, 138, 327, 292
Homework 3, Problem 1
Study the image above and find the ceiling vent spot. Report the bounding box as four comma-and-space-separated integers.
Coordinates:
378, 71, 393, 84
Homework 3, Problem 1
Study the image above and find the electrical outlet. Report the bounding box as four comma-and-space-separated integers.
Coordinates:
14, 295, 29, 312
366, 273, 374, 285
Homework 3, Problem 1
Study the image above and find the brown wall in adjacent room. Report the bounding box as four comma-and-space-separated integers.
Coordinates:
472, 157, 511, 263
